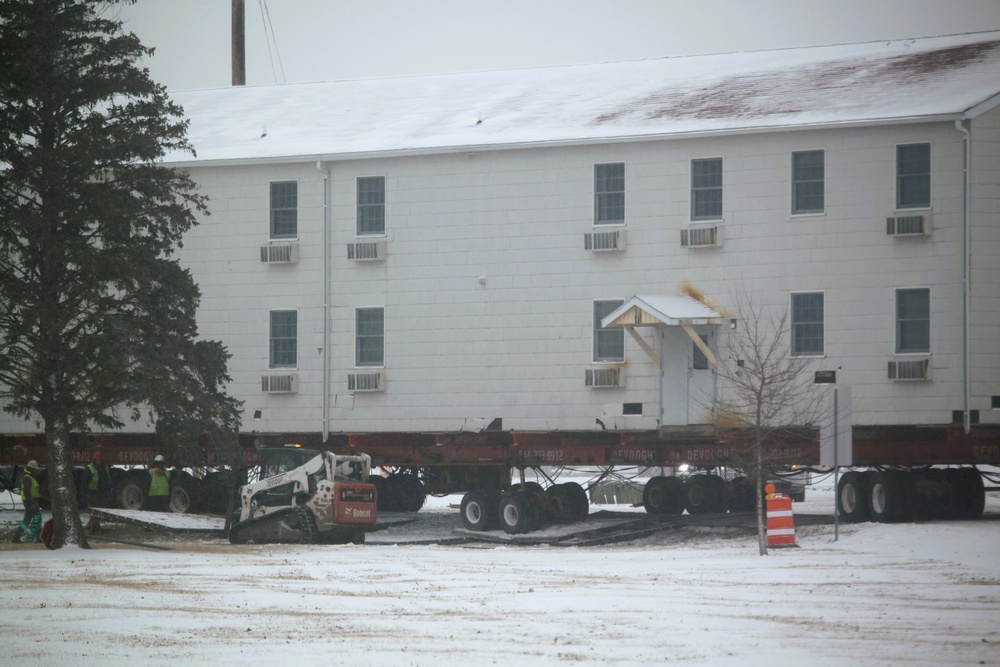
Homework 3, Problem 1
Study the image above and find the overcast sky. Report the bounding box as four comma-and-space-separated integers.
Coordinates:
114, 0, 1000, 91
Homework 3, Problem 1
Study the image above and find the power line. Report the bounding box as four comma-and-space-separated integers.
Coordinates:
258, 0, 286, 84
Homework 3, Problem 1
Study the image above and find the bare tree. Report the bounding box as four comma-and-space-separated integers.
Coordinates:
715, 289, 822, 555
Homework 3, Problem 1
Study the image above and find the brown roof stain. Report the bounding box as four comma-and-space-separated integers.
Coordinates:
595, 39, 1000, 124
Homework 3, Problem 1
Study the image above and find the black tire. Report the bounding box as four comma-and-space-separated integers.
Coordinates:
706, 475, 729, 513
683, 474, 715, 515
560, 482, 589, 523
389, 474, 425, 512
169, 484, 196, 514
727, 477, 755, 513
508, 481, 544, 494
837, 471, 869, 522
498, 492, 536, 534
956, 468, 985, 520
460, 490, 498, 531
370, 475, 396, 512
117, 480, 146, 511
545, 485, 575, 524
643, 477, 684, 516
869, 470, 910, 523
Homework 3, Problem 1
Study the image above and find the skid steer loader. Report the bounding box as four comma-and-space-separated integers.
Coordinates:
228, 445, 377, 544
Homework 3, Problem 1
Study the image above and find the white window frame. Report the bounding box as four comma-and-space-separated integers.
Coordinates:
593, 300, 625, 362
691, 157, 723, 221
895, 288, 930, 354
269, 181, 298, 240
269, 309, 298, 368
791, 150, 825, 215
896, 143, 931, 210
356, 306, 385, 367
357, 175, 386, 236
594, 162, 625, 226
790, 292, 825, 357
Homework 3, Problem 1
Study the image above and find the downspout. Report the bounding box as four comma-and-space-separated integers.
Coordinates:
317, 161, 331, 441
955, 119, 971, 434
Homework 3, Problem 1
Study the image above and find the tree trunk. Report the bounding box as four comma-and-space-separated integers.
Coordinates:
44, 420, 90, 549
755, 432, 768, 556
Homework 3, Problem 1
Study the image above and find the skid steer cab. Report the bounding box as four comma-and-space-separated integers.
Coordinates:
229, 445, 377, 545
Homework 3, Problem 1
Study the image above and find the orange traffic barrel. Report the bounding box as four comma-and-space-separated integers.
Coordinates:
765, 492, 797, 548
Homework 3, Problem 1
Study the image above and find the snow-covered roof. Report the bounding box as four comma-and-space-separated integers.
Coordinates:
165, 31, 1000, 166
602, 296, 725, 328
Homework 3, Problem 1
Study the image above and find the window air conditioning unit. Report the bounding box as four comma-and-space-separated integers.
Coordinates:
680, 226, 722, 248
347, 240, 386, 261
261, 373, 298, 393
348, 372, 384, 392
886, 214, 930, 237
260, 243, 299, 264
585, 368, 621, 388
584, 229, 625, 252
887, 359, 930, 381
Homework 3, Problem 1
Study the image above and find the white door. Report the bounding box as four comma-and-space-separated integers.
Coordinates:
659, 326, 716, 426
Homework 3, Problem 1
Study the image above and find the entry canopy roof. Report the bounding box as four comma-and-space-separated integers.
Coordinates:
601, 296, 725, 328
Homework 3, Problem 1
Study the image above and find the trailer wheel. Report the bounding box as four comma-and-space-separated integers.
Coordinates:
389, 474, 425, 513
869, 471, 910, 523
955, 468, 985, 520
545, 485, 574, 524
460, 490, 498, 531
683, 474, 715, 515
117, 480, 146, 511
498, 492, 535, 534
643, 477, 684, 516
837, 471, 869, 522
707, 474, 729, 513
562, 482, 590, 523
169, 484, 196, 514
727, 477, 755, 513
370, 475, 396, 512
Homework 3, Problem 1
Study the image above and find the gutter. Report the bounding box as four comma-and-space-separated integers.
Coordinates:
954, 119, 971, 434
317, 161, 331, 442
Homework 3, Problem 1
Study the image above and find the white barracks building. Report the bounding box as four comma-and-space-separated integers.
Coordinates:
6, 33, 1000, 460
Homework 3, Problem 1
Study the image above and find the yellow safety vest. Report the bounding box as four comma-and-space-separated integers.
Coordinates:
87, 463, 101, 491
149, 467, 170, 496
21, 470, 40, 502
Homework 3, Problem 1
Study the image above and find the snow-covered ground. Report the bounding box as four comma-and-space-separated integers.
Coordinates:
2, 479, 998, 666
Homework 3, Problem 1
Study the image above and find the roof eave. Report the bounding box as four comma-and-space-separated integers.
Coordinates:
163, 113, 966, 169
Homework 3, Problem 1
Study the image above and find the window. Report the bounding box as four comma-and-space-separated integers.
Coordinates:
594, 163, 625, 225
896, 288, 929, 353
357, 176, 385, 235
896, 143, 930, 209
270, 181, 297, 239
269, 310, 297, 368
356, 307, 385, 367
791, 293, 824, 356
593, 300, 624, 362
692, 334, 710, 370
691, 158, 723, 220
792, 150, 824, 214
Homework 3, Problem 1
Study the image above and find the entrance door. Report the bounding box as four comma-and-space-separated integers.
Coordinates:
659, 326, 716, 426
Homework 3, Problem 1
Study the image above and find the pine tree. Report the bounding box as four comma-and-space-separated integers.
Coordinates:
0, 0, 242, 548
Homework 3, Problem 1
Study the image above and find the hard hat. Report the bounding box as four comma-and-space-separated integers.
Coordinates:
93, 451, 104, 461
26, 460, 40, 469
154, 454, 165, 463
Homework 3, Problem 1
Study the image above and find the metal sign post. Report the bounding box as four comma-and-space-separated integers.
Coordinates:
820, 385, 852, 542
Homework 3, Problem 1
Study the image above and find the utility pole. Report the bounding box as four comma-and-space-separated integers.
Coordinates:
232, 0, 245, 86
